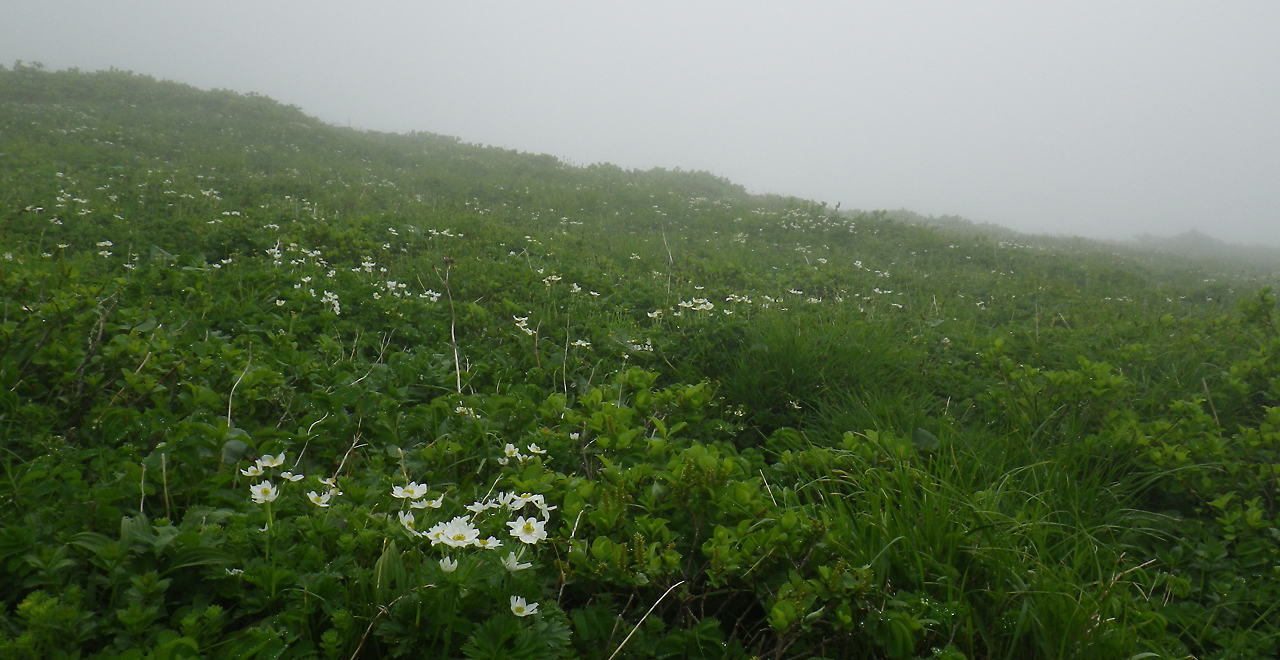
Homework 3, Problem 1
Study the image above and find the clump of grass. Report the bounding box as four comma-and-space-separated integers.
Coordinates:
772, 427, 1173, 659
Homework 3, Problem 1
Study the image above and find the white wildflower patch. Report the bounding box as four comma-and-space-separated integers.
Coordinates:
321, 291, 340, 315
677, 298, 714, 312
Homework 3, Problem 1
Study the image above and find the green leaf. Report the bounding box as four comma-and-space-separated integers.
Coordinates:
164, 546, 235, 574
911, 427, 940, 452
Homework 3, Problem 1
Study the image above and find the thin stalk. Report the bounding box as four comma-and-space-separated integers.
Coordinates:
161, 453, 171, 520
435, 263, 463, 394
606, 580, 685, 660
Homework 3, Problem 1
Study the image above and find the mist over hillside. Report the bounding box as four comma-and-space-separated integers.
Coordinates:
884, 208, 1280, 277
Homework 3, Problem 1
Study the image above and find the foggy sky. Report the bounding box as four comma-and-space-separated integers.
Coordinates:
4, 2, 1279, 246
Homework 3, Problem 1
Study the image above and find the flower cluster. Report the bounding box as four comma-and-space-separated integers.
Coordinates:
678, 298, 714, 312
307, 476, 343, 508
242, 453, 305, 505
499, 442, 547, 466
321, 290, 341, 315
623, 338, 654, 353
379, 280, 409, 298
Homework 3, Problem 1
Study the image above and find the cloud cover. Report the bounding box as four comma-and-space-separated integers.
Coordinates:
4, 1, 1279, 245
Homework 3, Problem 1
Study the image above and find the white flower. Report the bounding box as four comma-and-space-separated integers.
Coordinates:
280, 471, 304, 482
428, 516, 481, 548
528, 494, 557, 516
439, 557, 458, 573
241, 464, 264, 477
392, 482, 429, 499
570, 339, 591, 348
504, 443, 524, 461
275, 299, 286, 307
249, 481, 279, 504
320, 476, 338, 488
474, 536, 503, 550
526, 443, 546, 455
327, 487, 344, 498
647, 310, 663, 318
509, 493, 532, 510
569, 432, 580, 441
258, 454, 285, 468
465, 500, 498, 514
420, 496, 444, 509
496, 492, 516, 509
507, 516, 548, 544
398, 511, 421, 536
502, 552, 532, 572
225, 568, 244, 576
510, 596, 538, 617
307, 490, 331, 507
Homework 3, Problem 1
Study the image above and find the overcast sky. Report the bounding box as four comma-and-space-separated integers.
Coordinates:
4, 2, 1279, 246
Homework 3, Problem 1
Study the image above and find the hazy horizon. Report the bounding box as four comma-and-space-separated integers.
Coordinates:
4, 2, 1278, 247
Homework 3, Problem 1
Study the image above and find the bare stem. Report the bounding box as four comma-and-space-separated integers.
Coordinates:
435, 263, 463, 394
227, 345, 253, 428
607, 580, 686, 660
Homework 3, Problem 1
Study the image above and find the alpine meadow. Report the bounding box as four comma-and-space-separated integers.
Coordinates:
5, 64, 1280, 660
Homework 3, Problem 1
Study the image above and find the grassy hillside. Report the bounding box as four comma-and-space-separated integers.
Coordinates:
3, 63, 1280, 660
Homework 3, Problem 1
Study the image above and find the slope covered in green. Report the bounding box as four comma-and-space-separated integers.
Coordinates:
3, 64, 1280, 660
